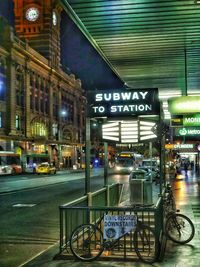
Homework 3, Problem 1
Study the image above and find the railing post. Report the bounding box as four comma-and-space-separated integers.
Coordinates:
87, 192, 93, 223
87, 192, 92, 206
106, 185, 110, 206
59, 207, 63, 253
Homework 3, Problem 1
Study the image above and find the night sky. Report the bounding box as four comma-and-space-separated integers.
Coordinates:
0, 1, 124, 91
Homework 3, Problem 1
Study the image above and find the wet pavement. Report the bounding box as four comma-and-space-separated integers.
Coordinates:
22, 170, 200, 267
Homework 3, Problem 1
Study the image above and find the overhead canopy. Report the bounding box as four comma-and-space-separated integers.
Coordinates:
61, 0, 200, 101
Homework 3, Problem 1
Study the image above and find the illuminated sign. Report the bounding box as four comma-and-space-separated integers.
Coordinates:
87, 89, 159, 118
175, 127, 200, 136
183, 114, 200, 126
120, 153, 133, 157
174, 144, 194, 149
165, 143, 194, 149
168, 96, 200, 114
170, 115, 183, 126
102, 120, 157, 143
165, 144, 174, 149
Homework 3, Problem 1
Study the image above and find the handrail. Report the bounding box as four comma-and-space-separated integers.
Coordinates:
60, 204, 157, 212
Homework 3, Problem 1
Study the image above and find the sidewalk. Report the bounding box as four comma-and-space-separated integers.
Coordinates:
22, 170, 200, 267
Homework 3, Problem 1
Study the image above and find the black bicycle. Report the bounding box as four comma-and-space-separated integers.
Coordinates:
69, 214, 158, 263
164, 184, 195, 244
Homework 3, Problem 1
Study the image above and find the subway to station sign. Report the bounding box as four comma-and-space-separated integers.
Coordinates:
87, 88, 159, 118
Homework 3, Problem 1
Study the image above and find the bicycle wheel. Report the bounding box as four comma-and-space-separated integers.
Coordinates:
133, 224, 158, 264
70, 223, 104, 261
166, 213, 195, 244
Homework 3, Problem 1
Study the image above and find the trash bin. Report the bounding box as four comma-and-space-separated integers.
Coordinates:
129, 169, 147, 181
129, 170, 153, 205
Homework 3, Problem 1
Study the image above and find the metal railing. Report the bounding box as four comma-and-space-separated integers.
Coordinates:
59, 183, 123, 252
59, 185, 163, 260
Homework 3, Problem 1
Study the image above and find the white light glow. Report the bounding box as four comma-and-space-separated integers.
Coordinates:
140, 130, 156, 135
162, 101, 168, 107
140, 126, 154, 130
121, 139, 138, 143
103, 132, 119, 136
164, 116, 171, 120
102, 122, 119, 128
159, 92, 182, 100
140, 121, 155, 126
179, 152, 198, 155
103, 135, 119, 141
121, 135, 138, 138
121, 128, 138, 133
122, 122, 137, 126
140, 134, 157, 140
103, 127, 119, 132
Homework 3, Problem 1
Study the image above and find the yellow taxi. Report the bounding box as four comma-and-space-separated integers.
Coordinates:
81, 162, 93, 169
36, 162, 56, 175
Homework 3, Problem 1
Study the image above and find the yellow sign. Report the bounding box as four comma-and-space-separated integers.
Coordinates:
165, 144, 173, 149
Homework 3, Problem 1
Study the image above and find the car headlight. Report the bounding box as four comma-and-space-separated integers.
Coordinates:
116, 166, 122, 171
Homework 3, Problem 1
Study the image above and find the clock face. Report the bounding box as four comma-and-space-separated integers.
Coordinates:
25, 7, 39, 22
52, 11, 57, 26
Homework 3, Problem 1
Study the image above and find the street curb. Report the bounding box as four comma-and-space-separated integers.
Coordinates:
21, 242, 60, 267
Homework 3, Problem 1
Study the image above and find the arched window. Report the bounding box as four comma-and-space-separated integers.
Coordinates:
31, 117, 48, 137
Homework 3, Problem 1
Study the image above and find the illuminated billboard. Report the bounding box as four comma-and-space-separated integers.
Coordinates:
168, 96, 200, 114
175, 127, 200, 136
183, 114, 200, 126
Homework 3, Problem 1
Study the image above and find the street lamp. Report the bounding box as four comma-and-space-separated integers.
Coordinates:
60, 110, 67, 117
57, 109, 68, 169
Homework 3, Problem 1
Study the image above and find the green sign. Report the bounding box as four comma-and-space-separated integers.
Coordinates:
175, 127, 200, 136
183, 114, 200, 126
168, 96, 200, 114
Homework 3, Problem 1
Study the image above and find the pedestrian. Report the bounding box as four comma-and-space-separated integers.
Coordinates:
184, 161, 188, 175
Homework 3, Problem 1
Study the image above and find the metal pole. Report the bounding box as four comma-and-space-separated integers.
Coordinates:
159, 106, 164, 194
149, 141, 153, 182
104, 142, 108, 186
85, 117, 91, 194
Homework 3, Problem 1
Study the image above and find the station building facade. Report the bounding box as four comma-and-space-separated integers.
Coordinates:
0, 0, 86, 169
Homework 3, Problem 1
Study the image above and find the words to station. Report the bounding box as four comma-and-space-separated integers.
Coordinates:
92, 91, 152, 114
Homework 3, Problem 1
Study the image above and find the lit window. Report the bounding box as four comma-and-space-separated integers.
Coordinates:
0, 77, 6, 101
16, 115, 20, 130
0, 112, 2, 128
31, 122, 47, 137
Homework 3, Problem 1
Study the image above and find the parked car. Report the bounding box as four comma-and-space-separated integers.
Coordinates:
137, 167, 160, 182
11, 164, 23, 175
36, 162, 56, 175
81, 162, 93, 169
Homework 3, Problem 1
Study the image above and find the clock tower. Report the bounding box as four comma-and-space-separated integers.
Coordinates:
13, 0, 62, 69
